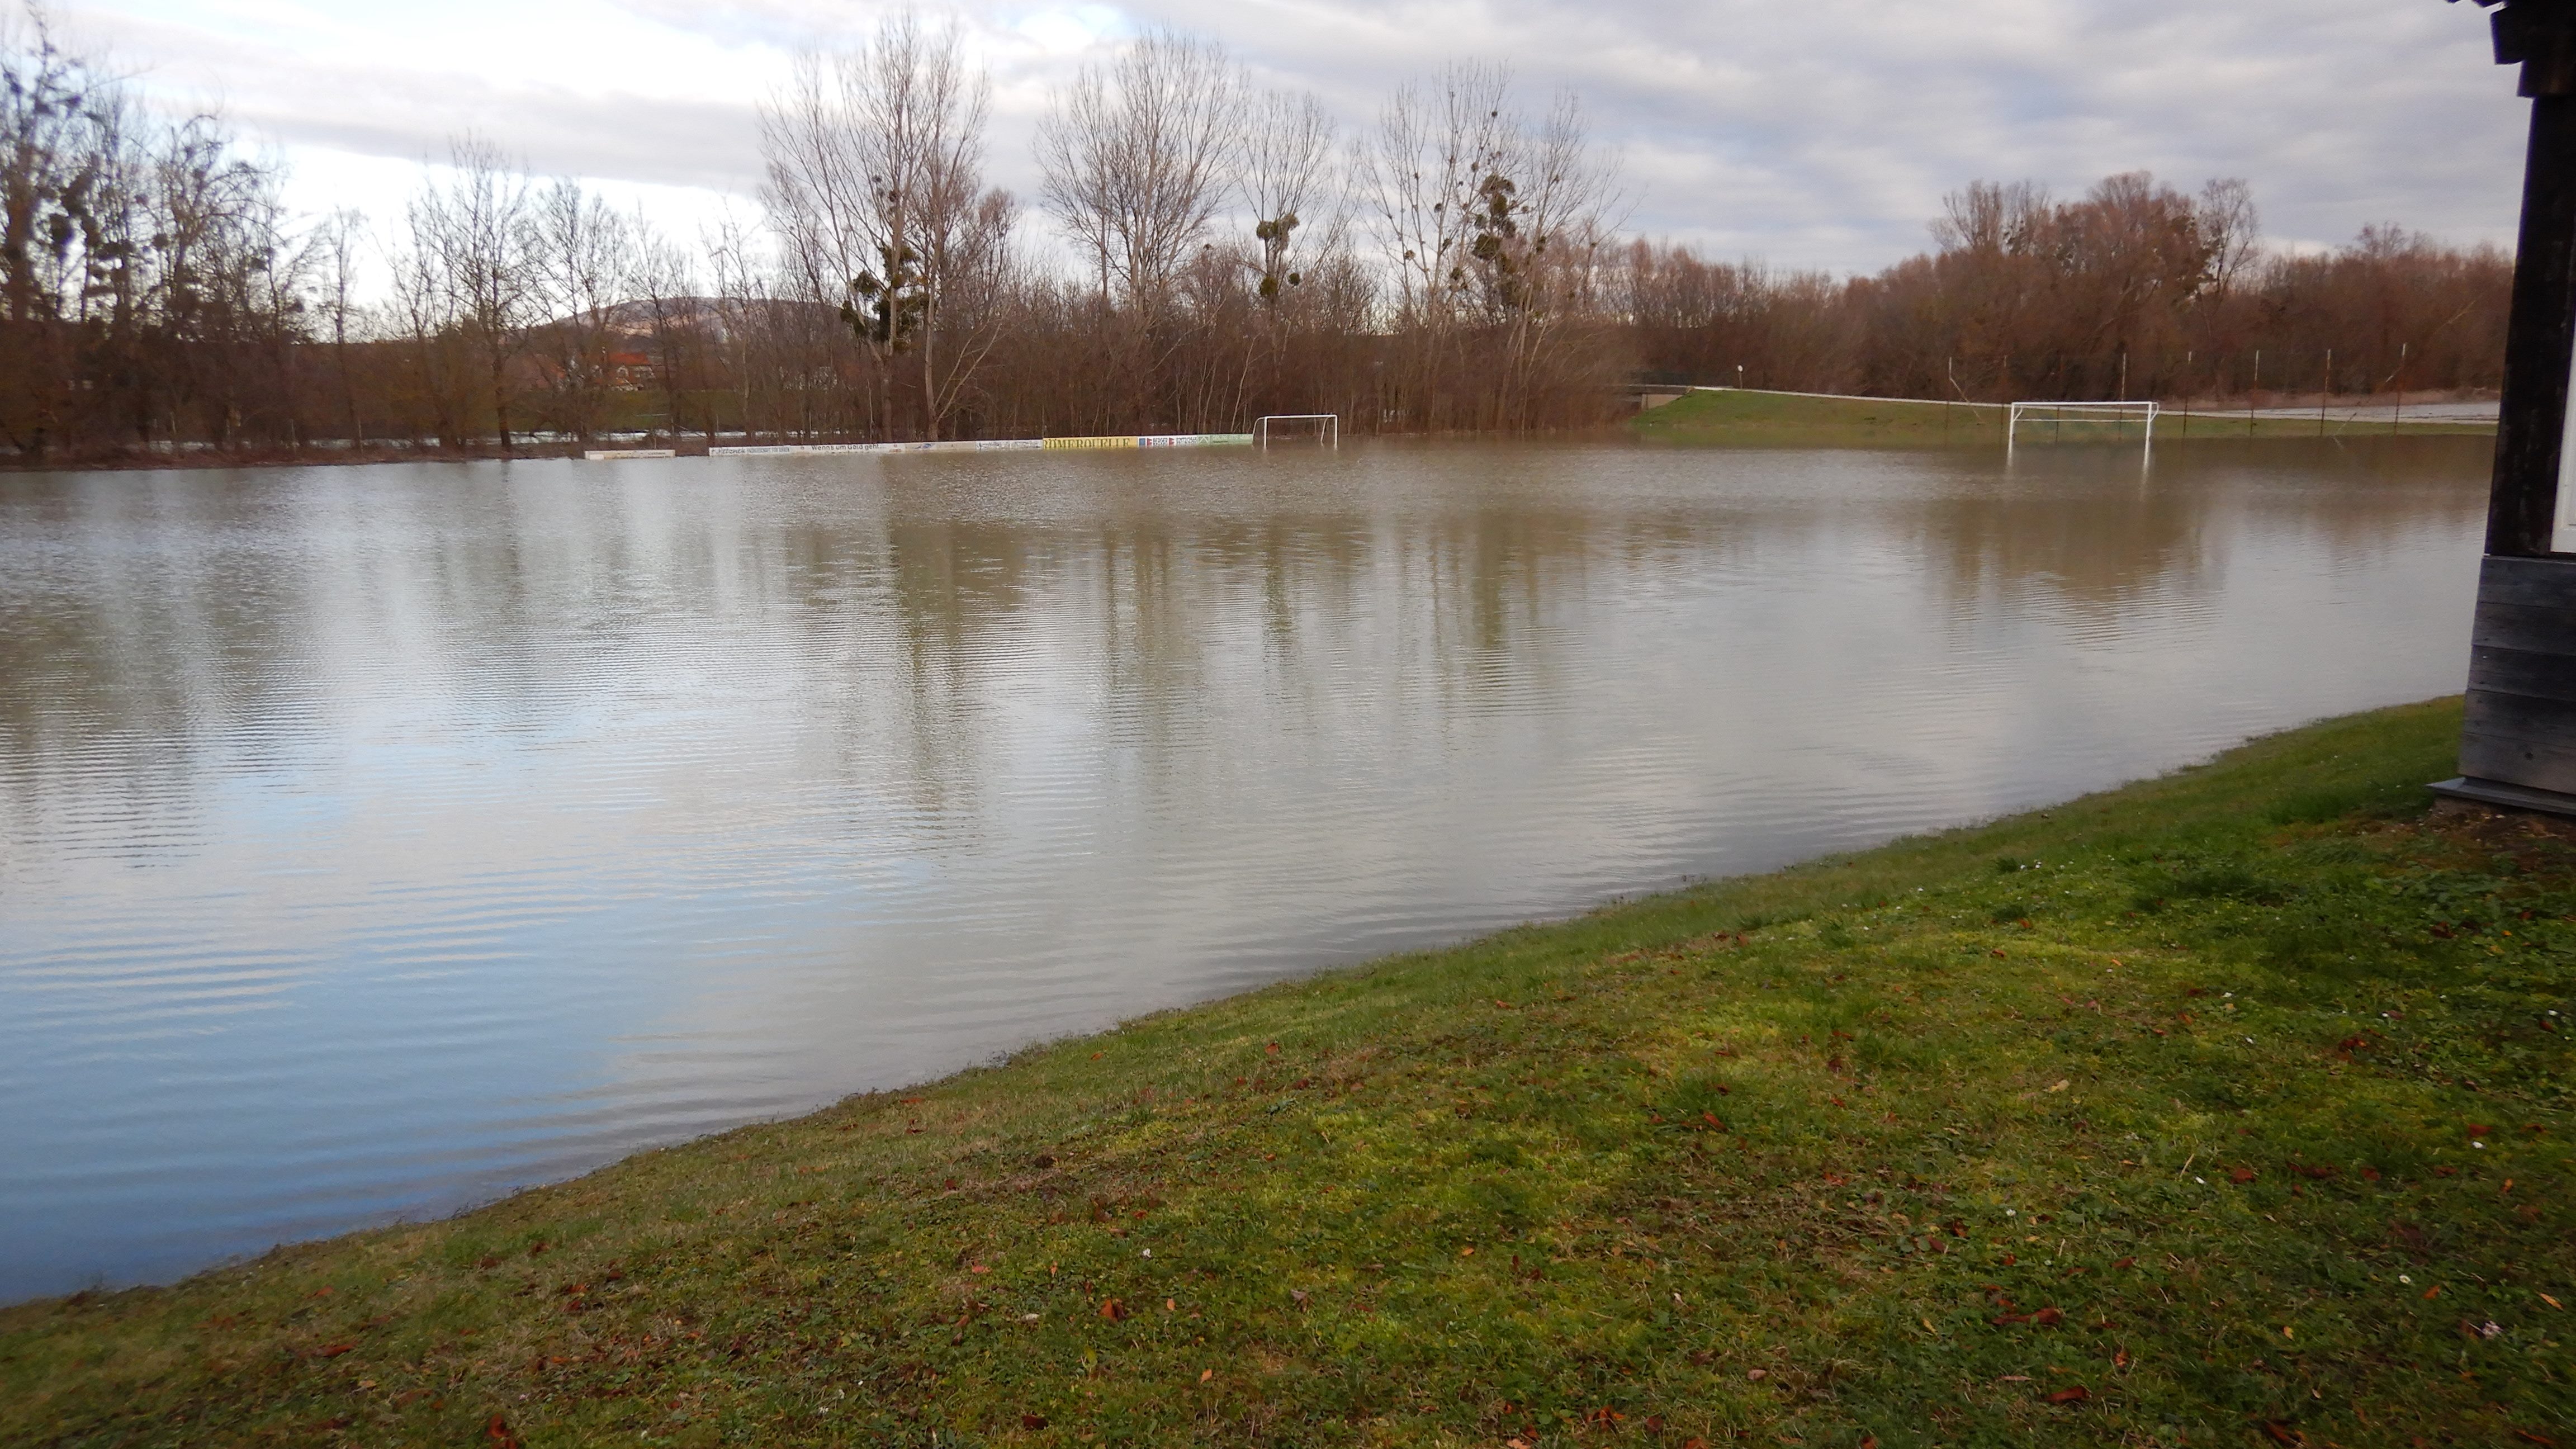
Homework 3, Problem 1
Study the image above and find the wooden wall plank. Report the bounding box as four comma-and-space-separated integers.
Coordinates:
2462, 727, 2576, 793
2469, 645, 2576, 701
2471, 601, 2576, 654
2474, 554, 2576, 605
2464, 686, 2576, 734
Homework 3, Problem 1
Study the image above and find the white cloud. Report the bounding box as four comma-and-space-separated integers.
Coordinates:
50, 0, 2536, 274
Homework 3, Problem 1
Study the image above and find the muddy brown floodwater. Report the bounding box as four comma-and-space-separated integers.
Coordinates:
0, 436, 2489, 1301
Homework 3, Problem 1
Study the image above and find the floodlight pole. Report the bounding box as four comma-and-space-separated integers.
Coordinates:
2436, 0, 2576, 812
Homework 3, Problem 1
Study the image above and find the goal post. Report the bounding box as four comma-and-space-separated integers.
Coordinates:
2007, 401, 2158, 451
1255, 414, 1339, 449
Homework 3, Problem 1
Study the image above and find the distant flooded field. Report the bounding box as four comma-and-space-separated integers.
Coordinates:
0, 437, 2489, 1301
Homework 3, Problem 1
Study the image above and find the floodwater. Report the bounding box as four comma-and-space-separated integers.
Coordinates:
0, 437, 2488, 1302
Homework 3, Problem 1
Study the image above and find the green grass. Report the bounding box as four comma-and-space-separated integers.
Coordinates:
1633, 389, 2496, 446
7, 696, 2574, 1448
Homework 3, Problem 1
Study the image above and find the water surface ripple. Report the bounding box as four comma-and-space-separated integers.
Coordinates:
0, 438, 2485, 1300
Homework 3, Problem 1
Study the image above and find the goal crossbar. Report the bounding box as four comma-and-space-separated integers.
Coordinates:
2007, 401, 2158, 448
1255, 414, 1339, 449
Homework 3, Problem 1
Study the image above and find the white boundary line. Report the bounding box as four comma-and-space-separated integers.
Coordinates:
703, 433, 1254, 457
1689, 385, 2004, 410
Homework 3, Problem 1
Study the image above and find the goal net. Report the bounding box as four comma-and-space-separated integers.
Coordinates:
2007, 401, 2158, 448
1255, 414, 1339, 449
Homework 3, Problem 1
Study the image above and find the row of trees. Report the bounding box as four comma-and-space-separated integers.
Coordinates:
0, 4, 2519, 461
1, 10, 312, 454
1625, 174, 2513, 404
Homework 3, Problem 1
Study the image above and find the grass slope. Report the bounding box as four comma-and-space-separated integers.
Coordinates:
1633, 389, 2494, 446
7, 697, 2574, 1448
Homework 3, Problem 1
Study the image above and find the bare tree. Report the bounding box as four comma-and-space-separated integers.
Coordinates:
761, 13, 1009, 440
1485, 90, 1621, 317
1239, 88, 1339, 311
0, 3, 113, 329
1036, 30, 1242, 315
531, 177, 633, 442
406, 136, 538, 450
1359, 62, 1511, 326
314, 207, 366, 443
1357, 65, 1622, 427
386, 209, 462, 446
0, 6, 127, 452
2197, 177, 2261, 300
630, 210, 700, 444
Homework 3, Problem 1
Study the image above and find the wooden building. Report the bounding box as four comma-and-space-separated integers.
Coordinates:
2436, 0, 2576, 812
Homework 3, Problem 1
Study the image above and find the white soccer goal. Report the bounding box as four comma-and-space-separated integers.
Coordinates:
1255, 414, 1339, 449
2007, 401, 2158, 451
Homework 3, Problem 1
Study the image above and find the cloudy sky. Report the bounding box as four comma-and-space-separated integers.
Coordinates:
37, 0, 2538, 278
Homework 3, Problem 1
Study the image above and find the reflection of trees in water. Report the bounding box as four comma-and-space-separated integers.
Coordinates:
1917, 438, 2488, 618
0, 473, 342, 860
787, 491, 1732, 833
0, 471, 1878, 860
1918, 474, 2214, 617
0, 442, 2488, 864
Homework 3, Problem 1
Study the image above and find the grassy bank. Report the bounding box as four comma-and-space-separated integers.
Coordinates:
7, 697, 2574, 1447
1634, 388, 2497, 446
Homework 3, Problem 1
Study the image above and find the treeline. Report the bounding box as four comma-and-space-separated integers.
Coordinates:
1626, 175, 2513, 403
0, 6, 2514, 462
